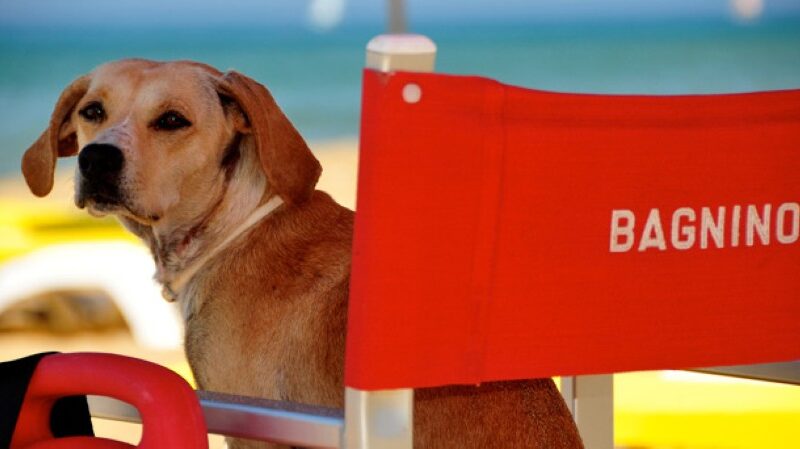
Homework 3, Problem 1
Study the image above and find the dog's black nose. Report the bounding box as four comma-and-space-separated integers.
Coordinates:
79, 143, 124, 179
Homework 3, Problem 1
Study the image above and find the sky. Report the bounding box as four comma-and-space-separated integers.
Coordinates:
1, 0, 799, 28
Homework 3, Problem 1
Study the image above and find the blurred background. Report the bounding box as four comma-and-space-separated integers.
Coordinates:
0, 1, 798, 448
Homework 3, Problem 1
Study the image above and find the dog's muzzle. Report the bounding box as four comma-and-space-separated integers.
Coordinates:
77, 143, 124, 206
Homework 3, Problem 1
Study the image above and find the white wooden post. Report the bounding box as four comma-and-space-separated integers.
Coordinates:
344, 34, 436, 449
561, 375, 614, 449
344, 388, 414, 449
365, 34, 436, 73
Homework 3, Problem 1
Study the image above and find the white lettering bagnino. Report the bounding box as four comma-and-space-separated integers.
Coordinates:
609, 202, 800, 253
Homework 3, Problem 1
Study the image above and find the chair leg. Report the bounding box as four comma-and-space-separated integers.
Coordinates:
344, 387, 413, 449
561, 375, 614, 449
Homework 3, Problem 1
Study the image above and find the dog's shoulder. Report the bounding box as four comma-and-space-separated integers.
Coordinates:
269, 190, 354, 254
222, 191, 353, 290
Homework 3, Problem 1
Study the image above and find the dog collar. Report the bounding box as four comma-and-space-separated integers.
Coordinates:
161, 195, 285, 302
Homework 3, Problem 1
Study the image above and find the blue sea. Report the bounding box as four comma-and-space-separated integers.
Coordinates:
1, 18, 799, 177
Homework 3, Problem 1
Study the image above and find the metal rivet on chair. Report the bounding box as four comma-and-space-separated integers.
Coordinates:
402, 83, 422, 104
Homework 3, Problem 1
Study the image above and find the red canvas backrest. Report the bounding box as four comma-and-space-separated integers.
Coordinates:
346, 68, 800, 391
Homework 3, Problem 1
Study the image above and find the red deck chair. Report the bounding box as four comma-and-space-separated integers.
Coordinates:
343, 34, 800, 448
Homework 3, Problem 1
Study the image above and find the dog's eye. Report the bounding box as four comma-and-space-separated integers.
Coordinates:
79, 102, 105, 123
154, 111, 191, 131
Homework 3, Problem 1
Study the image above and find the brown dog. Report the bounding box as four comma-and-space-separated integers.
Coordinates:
22, 59, 583, 448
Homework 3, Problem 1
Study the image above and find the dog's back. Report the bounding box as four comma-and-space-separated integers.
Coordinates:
204, 192, 583, 448
190, 192, 582, 448
416, 379, 583, 448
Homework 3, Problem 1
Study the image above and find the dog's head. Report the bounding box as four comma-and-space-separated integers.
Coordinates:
22, 59, 320, 229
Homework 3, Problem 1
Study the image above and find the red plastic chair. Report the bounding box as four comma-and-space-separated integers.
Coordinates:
11, 353, 207, 449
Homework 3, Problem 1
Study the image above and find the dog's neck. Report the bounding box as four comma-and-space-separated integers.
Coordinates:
161, 194, 283, 302
120, 136, 271, 306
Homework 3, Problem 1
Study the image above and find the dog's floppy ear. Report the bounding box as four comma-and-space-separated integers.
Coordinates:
216, 71, 321, 204
22, 74, 91, 197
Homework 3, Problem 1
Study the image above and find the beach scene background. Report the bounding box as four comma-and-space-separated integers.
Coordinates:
2, 0, 800, 176
1, 0, 799, 447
